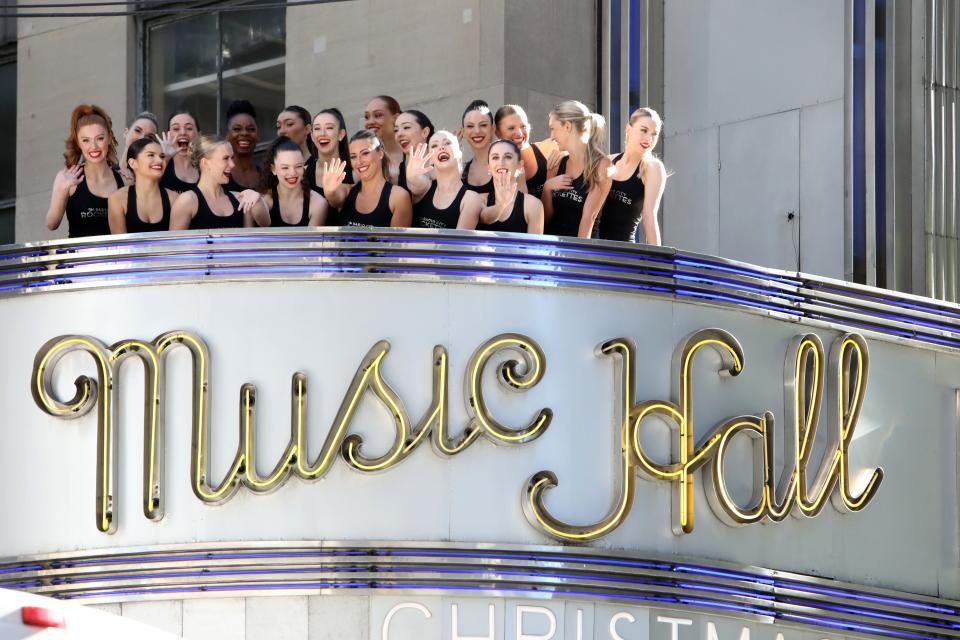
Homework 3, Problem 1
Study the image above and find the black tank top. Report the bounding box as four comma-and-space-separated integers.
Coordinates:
478, 191, 527, 234
305, 156, 354, 196
545, 156, 588, 238
65, 167, 124, 238
398, 157, 409, 192
125, 186, 171, 234
189, 186, 245, 230
598, 154, 646, 242
461, 159, 494, 195
225, 166, 260, 193
269, 187, 310, 227
414, 181, 468, 229
526, 145, 548, 199
337, 182, 395, 228
160, 160, 197, 193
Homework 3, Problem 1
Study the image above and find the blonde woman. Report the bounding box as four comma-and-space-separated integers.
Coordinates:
541, 100, 612, 238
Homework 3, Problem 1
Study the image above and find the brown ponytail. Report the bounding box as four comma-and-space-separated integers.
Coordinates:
63, 104, 118, 168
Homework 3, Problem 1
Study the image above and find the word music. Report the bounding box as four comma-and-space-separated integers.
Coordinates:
31, 328, 882, 539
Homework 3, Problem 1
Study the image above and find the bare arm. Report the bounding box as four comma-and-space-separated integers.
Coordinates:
107, 187, 128, 234
577, 167, 613, 239
169, 190, 199, 231
389, 185, 413, 228
308, 191, 329, 226
235, 189, 269, 227
457, 190, 484, 229
523, 195, 545, 234
640, 158, 666, 246
45, 166, 83, 231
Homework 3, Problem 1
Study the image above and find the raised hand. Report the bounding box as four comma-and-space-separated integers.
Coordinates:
409, 143, 435, 176
54, 165, 84, 194
159, 131, 178, 159
492, 169, 519, 211
236, 189, 263, 214
321, 158, 348, 194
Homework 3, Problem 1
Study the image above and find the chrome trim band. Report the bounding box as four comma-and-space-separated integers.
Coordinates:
1, 229, 958, 352
1, 542, 957, 640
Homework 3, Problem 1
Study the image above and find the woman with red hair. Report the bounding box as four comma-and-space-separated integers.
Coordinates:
46, 104, 127, 237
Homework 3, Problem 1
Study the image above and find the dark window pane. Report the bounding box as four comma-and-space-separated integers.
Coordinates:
0, 62, 15, 201
0, 205, 14, 245
148, 13, 219, 132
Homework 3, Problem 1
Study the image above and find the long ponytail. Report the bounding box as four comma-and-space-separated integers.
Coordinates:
550, 100, 608, 190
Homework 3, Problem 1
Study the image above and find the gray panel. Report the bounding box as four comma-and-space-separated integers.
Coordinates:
719, 110, 800, 271
800, 100, 845, 280
660, 127, 719, 255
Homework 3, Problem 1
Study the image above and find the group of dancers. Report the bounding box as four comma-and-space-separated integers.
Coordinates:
45, 96, 666, 245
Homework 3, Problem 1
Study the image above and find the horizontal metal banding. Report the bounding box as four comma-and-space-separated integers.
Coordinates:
0, 229, 959, 352
1, 544, 958, 640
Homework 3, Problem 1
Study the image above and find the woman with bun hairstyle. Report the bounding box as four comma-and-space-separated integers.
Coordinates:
598, 107, 666, 245
108, 135, 178, 234
322, 129, 412, 228
160, 110, 200, 193
276, 105, 315, 159
494, 104, 562, 199
257, 136, 328, 227
458, 139, 544, 234
394, 109, 434, 192
119, 111, 160, 183
460, 99, 494, 195
169, 135, 269, 230
542, 100, 612, 238
363, 95, 404, 185
46, 104, 127, 237
306, 107, 353, 196
224, 100, 260, 191
404, 130, 483, 230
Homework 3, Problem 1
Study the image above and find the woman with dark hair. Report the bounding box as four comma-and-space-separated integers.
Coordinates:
363, 95, 403, 185
394, 109, 434, 192
257, 136, 328, 227
169, 135, 269, 230
160, 110, 200, 193
108, 136, 178, 234
405, 131, 483, 230
460, 99, 494, 195
599, 107, 666, 244
224, 100, 260, 190
119, 111, 160, 183
458, 139, 544, 234
542, 100, 612, 238
276, 105, 315, 158
494, 104, 562, 199
306, 107, 353, 196
46, 104, 127, 237
322, 129, 412, 228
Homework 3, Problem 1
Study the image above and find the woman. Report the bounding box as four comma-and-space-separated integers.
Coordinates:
597, 108, 666, 245
46, 104, 127, 238
276, 106, 315, 159
542, 100, 612, 238
169, 135, 269, 230
160, 110, 200, 193
119, 111, 160, 183
460, 99, 494, 195
322, 129, 412, 228
394, 109, 434, 192
257, 136, 328, 227
459, 139, 543, 234
306, 107, 353, 195
405, 131, 483, 230
224, 100, 260, 190
494, 104, 562, 199
363, 95, 403, 185
108, 136, 178, 234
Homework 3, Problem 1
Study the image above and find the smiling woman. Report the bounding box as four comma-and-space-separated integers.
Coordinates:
224, 100, 260, 191
107, 136, 179, 234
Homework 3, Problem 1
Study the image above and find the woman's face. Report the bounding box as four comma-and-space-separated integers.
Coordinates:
169, 114, 198, 156
129, 142, 165, 179
123, 117, 157, 148
488, 142, 521, 179
428, 131, 460, 170
364, 99, 396, 141
227, 113, 259, 158
348, 138, 384, 180
276, 111, 309, 147
626, 116, 660, 155
547, 114, 572, 151
272, 149, 305, 190
77, 123, 108, 164
201, 142, 235, 185
394, 113, 429, 154
311, 113, 345, 156
462, 110, 493, 150
496, 113, 529, 148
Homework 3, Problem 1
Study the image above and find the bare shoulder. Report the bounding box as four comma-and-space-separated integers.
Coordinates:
463, 189, 484, 208
108, 185, 130, 204
164, 188, 180, 202
390, 184, 412, 205
641, 156, 667, 181
523, 193, 543, 214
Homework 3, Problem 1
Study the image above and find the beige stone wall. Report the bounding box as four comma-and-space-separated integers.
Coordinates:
16, 7, 132, 242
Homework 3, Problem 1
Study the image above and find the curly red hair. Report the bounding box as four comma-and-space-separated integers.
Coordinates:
63, 104, 118, 167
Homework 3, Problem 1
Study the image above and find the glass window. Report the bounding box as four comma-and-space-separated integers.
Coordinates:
144, 4, 285, 139
0, 57, 15, 245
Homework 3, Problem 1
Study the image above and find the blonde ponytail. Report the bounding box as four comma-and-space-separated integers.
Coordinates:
550, 100, 609, 190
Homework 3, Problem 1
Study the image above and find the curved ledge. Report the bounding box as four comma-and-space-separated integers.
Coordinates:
1, 229, 958, 352
0, 542, 957, 640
